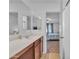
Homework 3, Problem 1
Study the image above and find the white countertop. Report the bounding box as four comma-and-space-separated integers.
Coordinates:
9, 33, 43, 58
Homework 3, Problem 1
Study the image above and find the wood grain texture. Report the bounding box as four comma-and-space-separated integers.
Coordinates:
35, 44, 40, 59
40, 53, 60, 59
47, 41, 59, 53
18, 47, 34, 59
40, 41, 60, 59
10, 44, 34, 59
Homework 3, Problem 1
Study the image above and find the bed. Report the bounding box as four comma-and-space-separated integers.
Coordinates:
47, 33, 59, 40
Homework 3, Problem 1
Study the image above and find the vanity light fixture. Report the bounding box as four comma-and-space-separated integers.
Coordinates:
38, 16, 42, 19
47, 18, 52, 21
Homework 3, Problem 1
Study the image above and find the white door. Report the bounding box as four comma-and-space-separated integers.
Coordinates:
60, 3, 70, 59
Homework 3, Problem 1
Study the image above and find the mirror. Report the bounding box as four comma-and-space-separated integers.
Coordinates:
21, 16, 32, 38
9, 12, 19, 35
27, 16, 31, 30
33, 16, 42, 30
22, 16, 31, 30
22, 16, 27, 30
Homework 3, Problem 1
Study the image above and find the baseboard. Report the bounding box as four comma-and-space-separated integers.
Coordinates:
47, 39, 59, 41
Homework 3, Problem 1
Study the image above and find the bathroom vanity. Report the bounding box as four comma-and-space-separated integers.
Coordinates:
10, 33, 43, 59
9, 11, 43, 59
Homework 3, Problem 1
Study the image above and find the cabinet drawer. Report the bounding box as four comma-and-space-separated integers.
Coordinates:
18, 47, 34, 59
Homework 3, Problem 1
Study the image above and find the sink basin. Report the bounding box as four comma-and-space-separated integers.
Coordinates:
21, 30, 33, 39
21, 33, 32, 39
9, 34, 21, 41
9, 31, 33, 41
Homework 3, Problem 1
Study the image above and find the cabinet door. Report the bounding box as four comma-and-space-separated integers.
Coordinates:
18, 47, 34, 59
35, 44, 40, 59
11, 44, 34, 59
40, 38, 43, 56
34, 38, 42, 59
10, 37, 43, 59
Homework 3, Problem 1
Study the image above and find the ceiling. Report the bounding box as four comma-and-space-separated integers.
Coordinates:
9, 0, 62, 4
22, 0, 61, 10
10, 0, 68, 14
9, 0, 20, 2
9, 0, 69, 19
10, 0, 69, 8
21, 0, 61, 4
29, 0, 61, 3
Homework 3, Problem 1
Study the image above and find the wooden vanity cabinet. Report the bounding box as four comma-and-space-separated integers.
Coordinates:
34, 37, 43, 59
40, 37, 43, 55
11, 44, 34, 59
34, 39, 41, 59
10, 37, 43, 59
18, 45, 34, 59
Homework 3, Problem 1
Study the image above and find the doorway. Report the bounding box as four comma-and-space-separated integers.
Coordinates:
46, 12, 60, 54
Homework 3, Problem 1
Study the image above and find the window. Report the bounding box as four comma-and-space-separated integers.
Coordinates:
47, 23, 53, 34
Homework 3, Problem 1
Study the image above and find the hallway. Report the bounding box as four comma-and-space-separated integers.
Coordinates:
47, 41, 59, 53
41, 53, 59, 59
41, 41, 60, 59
